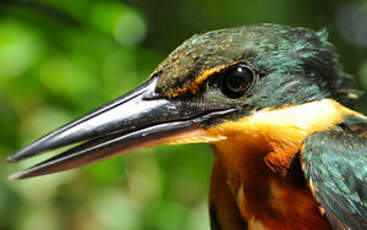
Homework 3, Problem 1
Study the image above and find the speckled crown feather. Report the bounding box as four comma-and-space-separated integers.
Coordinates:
152, 24, 356, 105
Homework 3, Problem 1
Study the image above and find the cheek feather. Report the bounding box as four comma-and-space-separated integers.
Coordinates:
207, 98, 362, 139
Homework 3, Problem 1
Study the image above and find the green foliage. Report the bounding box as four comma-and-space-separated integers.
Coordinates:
0, 0, 366, 229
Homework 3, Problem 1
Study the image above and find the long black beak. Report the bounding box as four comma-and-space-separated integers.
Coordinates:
8, 77, 234, 179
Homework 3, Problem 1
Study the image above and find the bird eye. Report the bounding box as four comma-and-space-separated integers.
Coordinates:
221, 65, 255, 98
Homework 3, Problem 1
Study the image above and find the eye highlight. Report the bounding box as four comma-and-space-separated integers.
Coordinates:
221, 64, 255, 98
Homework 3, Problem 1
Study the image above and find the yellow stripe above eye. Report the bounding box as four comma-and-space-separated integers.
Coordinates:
165, 61, 238, 98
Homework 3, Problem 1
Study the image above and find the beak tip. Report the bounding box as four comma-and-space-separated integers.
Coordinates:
8, 172, 23, 180
7, 146, 40, 163
7, 155, 18, 163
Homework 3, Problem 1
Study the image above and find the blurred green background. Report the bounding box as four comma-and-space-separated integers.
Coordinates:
0, 0, 366, 229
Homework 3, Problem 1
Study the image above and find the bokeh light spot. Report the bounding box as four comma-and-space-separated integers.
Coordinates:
114, 11, 146, 46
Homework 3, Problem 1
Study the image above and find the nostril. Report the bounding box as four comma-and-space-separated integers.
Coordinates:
142, 91, 165, 100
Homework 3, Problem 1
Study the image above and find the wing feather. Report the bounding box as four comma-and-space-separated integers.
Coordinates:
301, 116, 367, 230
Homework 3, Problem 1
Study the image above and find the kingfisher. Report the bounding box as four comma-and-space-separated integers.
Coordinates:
7, 24, 367, 230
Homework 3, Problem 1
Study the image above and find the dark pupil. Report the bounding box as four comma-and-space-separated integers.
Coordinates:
228, 74, 245, 91
226, 67, 252, 92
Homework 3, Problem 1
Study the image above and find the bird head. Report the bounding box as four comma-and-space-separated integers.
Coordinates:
8, 24, 356, 179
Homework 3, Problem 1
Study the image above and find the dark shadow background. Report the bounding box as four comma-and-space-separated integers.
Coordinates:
0, 0, 366, 229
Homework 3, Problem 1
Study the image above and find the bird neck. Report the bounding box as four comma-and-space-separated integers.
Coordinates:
208, 98, 362, 174
207, 98, 361, 229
